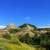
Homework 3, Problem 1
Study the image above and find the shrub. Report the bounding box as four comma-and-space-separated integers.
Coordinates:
3, 33, 11, 39
8, 29, 20, 33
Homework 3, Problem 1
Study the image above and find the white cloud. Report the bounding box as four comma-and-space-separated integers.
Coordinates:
38, 25, 50, 28
0, 25, 6, 29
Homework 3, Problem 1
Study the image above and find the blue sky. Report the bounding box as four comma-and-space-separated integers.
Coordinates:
0, 0, 50, 26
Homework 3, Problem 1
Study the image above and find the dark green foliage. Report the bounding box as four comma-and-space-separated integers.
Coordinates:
9, 29, 20, 33
19, 33, 34, 45
20, 33, 31, 43
19, 33, 40, 45
3, 33, 11, 39
19, 32, 50, 46
39, 32, 50, 50
40, 32, 50, 47
32, 37, 40, 45
19, 24, 37, 29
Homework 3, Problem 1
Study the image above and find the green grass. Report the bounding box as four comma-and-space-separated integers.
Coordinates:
0, 37, 46, 50
0, 38, 36, 50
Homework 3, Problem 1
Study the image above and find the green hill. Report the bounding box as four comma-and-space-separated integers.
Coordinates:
0, 23, 48, 50
0, 38, 39, 50
0, 34, 46, 50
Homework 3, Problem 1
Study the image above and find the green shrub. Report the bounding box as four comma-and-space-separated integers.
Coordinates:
8, 29, 20, 33
3, 33, 11, 40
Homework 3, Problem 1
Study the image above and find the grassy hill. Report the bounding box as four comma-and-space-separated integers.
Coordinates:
0, 38, 39, 50
0, 23, 48, 50
0, 33, 35, 50
0, 34, 46, 50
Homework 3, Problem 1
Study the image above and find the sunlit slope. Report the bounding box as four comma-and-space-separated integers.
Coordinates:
0, 38, 45, 50
0, 38, 37, 50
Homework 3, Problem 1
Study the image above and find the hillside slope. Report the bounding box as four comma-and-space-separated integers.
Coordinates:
0, 38, 38, 50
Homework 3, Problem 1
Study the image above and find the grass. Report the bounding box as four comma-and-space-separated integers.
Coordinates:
0, 36, 46, 50
0, 38, 36, 50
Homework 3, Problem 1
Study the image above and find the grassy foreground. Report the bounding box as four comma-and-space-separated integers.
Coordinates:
0, 38, 36, 50
0, 38, 46, 50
